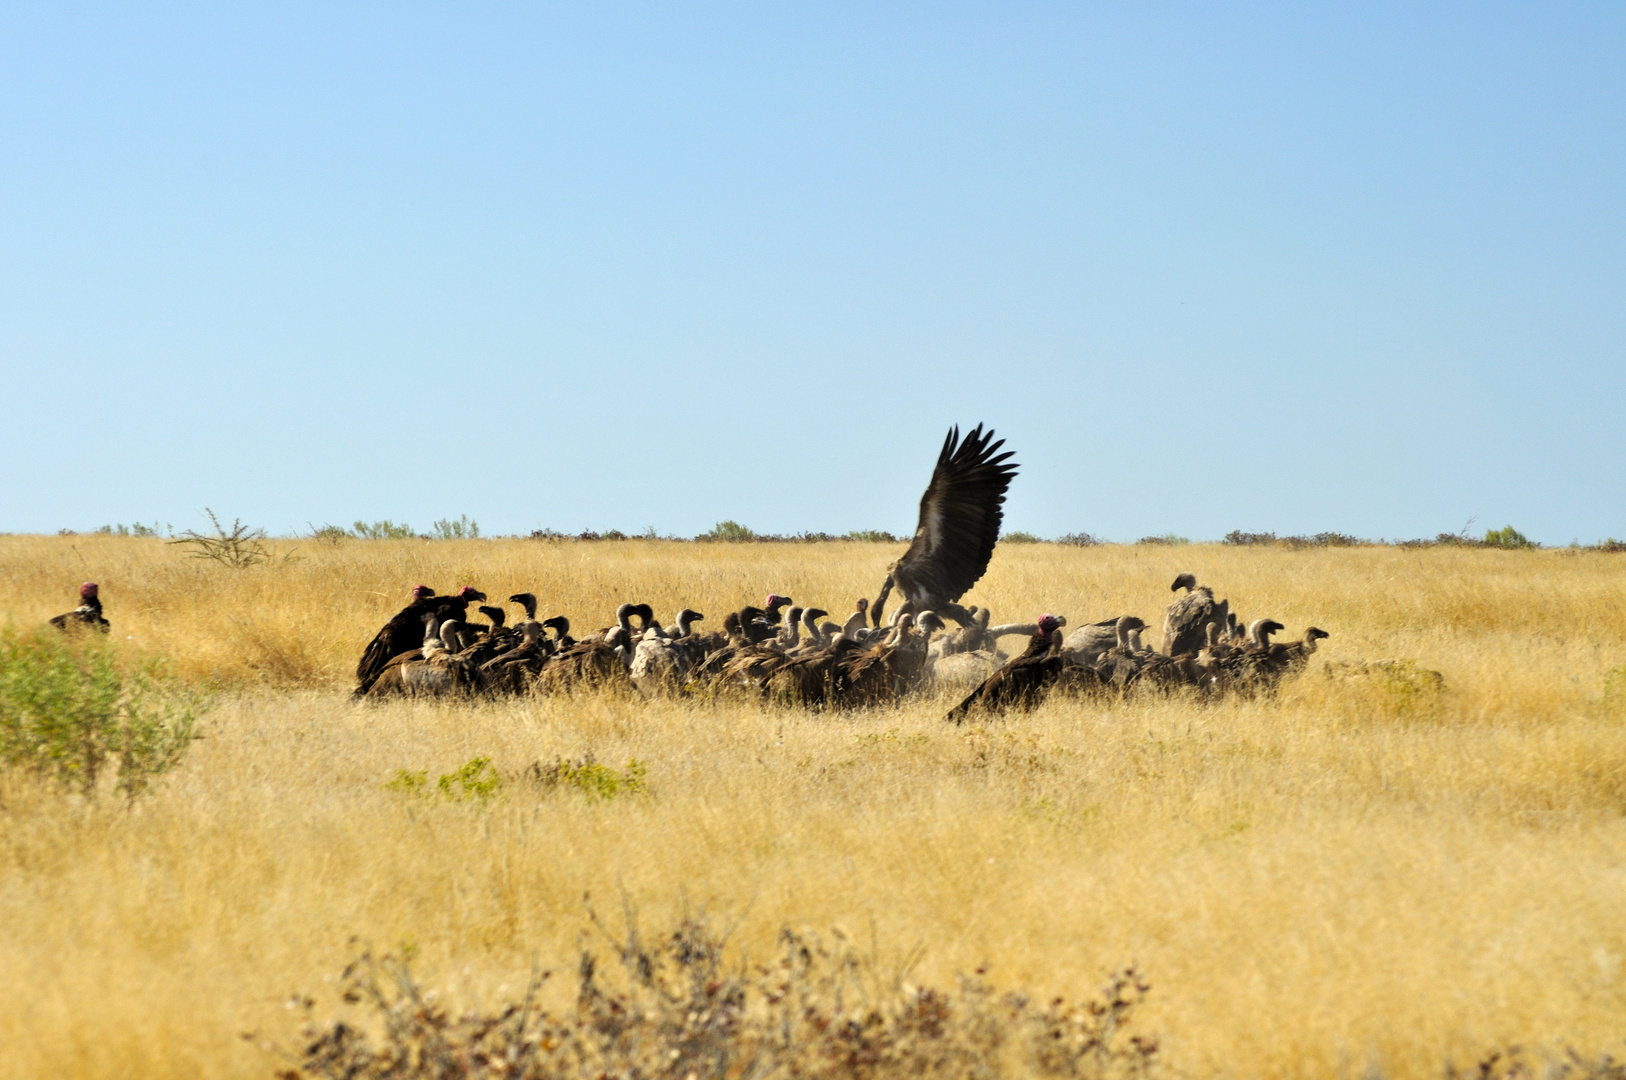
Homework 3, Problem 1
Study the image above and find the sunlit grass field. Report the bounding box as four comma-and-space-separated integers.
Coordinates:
2, 535, 1625, 1078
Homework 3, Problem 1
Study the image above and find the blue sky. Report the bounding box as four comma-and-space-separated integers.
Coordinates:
3, 4, 1622, 543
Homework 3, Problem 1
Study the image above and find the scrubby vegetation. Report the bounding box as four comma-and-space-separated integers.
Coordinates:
279, 911, 1160, 1080
0, 625, 201, 799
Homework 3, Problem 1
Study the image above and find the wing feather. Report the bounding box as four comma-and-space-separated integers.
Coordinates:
893, 424, 1019, 605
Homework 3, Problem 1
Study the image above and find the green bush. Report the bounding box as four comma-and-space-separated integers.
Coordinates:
698, 520, 758, 542
844, 529, 899, 543
1002, 530, 1043, 544
0, 626, 201, 799
352, 520, 418, 540
386, 757, 503, 802
1483, 524, 1534, 549
526, 754, 647, 800
430, 515, 480, 540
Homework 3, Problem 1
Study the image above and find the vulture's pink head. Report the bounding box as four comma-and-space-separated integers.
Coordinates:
1037, 614, 1063, 635
80, 582, 99, 599
457, 586, 485, 601
411, 584, 433, 601
765, 593, 786, 607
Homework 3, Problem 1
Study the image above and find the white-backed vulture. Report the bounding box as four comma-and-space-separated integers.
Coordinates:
871, 424, 1018, 629
1161, 573, 1229, 657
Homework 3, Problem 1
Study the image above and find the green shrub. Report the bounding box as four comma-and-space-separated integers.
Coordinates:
698, 520, 758, 542
1137, 534, 1190, 546
1002, 530, 1043, 544
845, 529, 899, 543
1483, 524, 1534, 549
385, 757, 503, 802
0, 626, 201, 799
352, 520, 418, 540
526, 754, 647, 800
1057, 532, 1100, 546
430, 515, 480, 540
94, 522, 165, 538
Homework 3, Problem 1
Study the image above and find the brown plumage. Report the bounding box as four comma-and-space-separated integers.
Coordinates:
946, 614, 1067, 722
354, 585, 487, 695
365, 615, 485, 698
535, 627, 632, 693
872, 424, 1018, 629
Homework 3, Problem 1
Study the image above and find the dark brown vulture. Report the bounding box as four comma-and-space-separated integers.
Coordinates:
872, 424, 1018, 629
1161, 573, 1229, 657
50, 582, 111, 634
353, 585, 487, 696
946, 613, 1067, 722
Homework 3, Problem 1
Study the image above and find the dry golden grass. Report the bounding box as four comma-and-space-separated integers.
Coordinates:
2, 535, 1625, 1078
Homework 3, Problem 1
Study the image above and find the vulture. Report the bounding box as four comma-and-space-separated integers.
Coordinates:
836, 612, 939, 706
872, 424, 1018, 629
481, 622, 553, 694
946, 614, 1068, 722
536, 626, 634, 692
365, 614, 484, 697
1063, 616, 1134, 667
354, 585, 487, 695
629, 609, 707, 696
841, 599, 869, 638
50, 582, 110, 634
759, 594, 793, 627
1161, 573, 1229, 657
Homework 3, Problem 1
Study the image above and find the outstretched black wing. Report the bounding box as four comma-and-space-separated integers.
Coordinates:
892, 424, 1019, 606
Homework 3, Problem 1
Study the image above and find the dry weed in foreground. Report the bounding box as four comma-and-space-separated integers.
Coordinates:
276, 910, 1159, 1080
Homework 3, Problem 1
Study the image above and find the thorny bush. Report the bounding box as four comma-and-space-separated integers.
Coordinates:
274, 910, 1161, 1080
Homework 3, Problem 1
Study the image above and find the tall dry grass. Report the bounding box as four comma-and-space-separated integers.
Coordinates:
1, 536, 1624, 1078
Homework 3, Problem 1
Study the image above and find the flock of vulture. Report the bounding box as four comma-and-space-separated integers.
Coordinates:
47, 426, 1328, 720
339, 426, 1331, 721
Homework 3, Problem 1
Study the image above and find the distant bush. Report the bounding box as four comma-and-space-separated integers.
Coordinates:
1137, 534, 1190, 546
1002, 530, 1043, 544
352, 520, 418, 540
1483, 524, 1534, 549
0, 626, 201, 800
1057, 532, 1101, 546
698, 520, 759, 542
94, 522, 166, 538
1226, 530, 1366, 548
845, 529, 900, 543
277, 909, 1162, 1080
430, 515, 481, 541
1223, 530, 1277, 546
169, 509, 272, 569
307, 524, 350, 545
576, 528, 629, 541
1596, 539, 1626, 553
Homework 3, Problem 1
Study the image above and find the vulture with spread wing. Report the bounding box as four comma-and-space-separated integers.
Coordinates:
872, 424, 1018, 629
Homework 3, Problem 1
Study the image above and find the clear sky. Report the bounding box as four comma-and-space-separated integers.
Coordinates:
3, 4, 1622, 543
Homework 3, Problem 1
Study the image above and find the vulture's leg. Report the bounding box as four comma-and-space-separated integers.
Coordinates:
870, 575, 894, 628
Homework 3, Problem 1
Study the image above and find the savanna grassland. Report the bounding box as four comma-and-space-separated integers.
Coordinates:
2, 534, 1625, 1079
